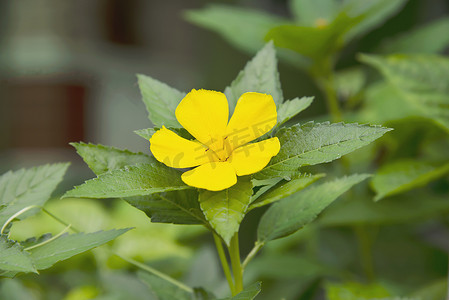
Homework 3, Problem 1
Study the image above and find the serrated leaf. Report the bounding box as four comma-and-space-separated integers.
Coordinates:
199, 177, 252, 245
255, 122, 391, 180
359, 54, 449, 132
0, 235, 36, 273
64, 163, 190, 199
257, 174, 370, 243
125, 190, 207, 225
71, 142, 153, 175
138, 271, 192, 300
0, 163, 70, 226
290, 0, 339, 25
137, 74, 185, 127
249, 173, 325, 211
371, 160, 449, 201
224, 42, 283, 113
29, 229, 130, 270
135, 127, 193, 141
381, 17, 449, 54
276, 96, 314, 127
219, 282, 261, 300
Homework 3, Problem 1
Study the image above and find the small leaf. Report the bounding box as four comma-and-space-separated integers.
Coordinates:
138, 271, 192, 300
224, 42, 283, 113
0, 235, 36, 273
371, 160, 449, 201
219, 282, 261, 300
71, 142, 153, 175
29, 229, 130, 270
0, 163, 70, 226
257, 174, 370, 243
64, 163, 190, 199
137, 74, 185, 127
135, 127, 192, 141
249, 173, 325, 211
255, 122, 391, 180
199, 177, 252, 245
290, 0, 339, 25
276, 96, 314, 127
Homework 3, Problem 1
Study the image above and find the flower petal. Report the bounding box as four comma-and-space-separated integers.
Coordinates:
229, 137, 280, 176
181, 162, 237, 191
176, 89, 228, 153
150, 126, 216, 168
225, 92, 277, 151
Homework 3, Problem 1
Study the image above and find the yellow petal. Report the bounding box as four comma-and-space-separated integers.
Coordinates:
150, 126, 216, 168
176, 89, 228, 153
181, 162, 237, 191
229, 137, 280, 176
225, 92, 277, 152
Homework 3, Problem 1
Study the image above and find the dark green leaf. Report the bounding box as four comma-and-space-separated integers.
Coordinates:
137, 74, 185, 127
0, 236, 36, 273
199, 177, 252, 245
276, 97, 314, 127
257, 174, 370, 242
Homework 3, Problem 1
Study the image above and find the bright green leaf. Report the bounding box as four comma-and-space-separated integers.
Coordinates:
255, 122, 391, 180
276, 96, 314, 127
290, 0, 339, 25
63, 163, 190, 199
0, 163, 70, 226
257, 174, 370, 243
371, 160, 449, 201
0, 236, 36, 273
71, 142, 153, 176
199, 177, 252, 245
137, 74, 185, 127
249, 173, 325, 211
138, 271, 192, 300
219, 282, 261, 300
224, 42, 283, 113
29, 229, 130, 270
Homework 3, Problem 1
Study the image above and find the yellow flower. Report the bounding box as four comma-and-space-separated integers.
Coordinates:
150, 89, 280, 191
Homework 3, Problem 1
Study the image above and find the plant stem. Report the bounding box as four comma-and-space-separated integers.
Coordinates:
242, 241, 264, 270
229, 232, 243, 295
213, 233, 235, 295
355, 225, 375, 282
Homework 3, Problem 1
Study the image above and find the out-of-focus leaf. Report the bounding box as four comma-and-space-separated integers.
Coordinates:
0, 235, 36, 273
71, 143, 153, 175
137, 74, 185, 127
334, 68, 365, 101
360, 54, 449, 132
0, 279, 38, 300
29, 229, 130, 270
410, 278, 447, 300
99, 271, 153, 300
0, 163, 69, 226
135, 127, 192, 141
224, 42, 283, 113
325, 281, 391, 300
290, 0, 339, 25
199, 177, 252, 245
276, 96, 314, 127
381, 17, 449, 54
138, 271, 192, 300
63, 163, 190, 199
249, 173, 325, 211
255, 122, 391, 180
257, 174, 370, 242
371, 160, 449, 201
219, 282, 261, 300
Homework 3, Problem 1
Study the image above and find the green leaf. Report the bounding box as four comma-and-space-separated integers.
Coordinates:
125, 190, 207, 225
135, 127, 192, 141
359, 53, 449, 132
290, 0, 339, 25
137, 74, 185, 127
249, 174, 325, 211
255, 122, 391, 180
29, 229, 130, 270
371, 160, 449, 201
224, 42, 283, 113
0, 163, 70, 226
325, 281, 391, 300
0, 236, 36, 273
257, 174, 370, 243
0, 279, 38, 300
199, 177, 252, 245
138, 271, 192, 300
276, 96, 314, 127
381, 17, 449, 54
219, 282, 261, 300
63, 163, 190, 199
71, 142, 153, 176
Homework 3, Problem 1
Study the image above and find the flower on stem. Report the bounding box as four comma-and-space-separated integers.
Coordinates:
150, 89, 280, 191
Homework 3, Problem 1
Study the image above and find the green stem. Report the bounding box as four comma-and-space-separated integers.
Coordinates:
242, 241, 264, 270
229, 232, 243, 295
41, 208, 80, 233
355, 225, 375, 281
213, 233, 235, 295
